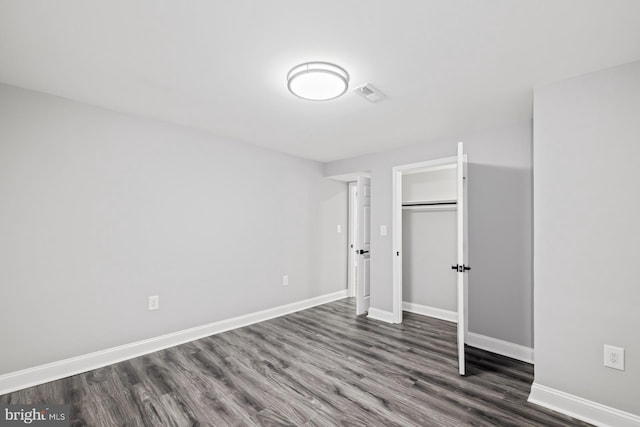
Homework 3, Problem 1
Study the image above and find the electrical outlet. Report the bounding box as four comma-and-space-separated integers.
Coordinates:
148, 295, 159, 311
604, 345, 624, 371
282, 275, 288, 286
380, 225, 387, 236
337, 224, 342, 233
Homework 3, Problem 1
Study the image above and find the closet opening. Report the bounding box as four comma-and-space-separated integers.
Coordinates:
325, 171, 371, 316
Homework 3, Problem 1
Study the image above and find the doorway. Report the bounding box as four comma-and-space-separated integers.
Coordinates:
345, 174, 372, 315
392, 142, 469, 375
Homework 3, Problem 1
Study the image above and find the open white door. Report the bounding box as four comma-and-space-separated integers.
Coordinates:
356, 176, 371, 315
456, 142, 469, 375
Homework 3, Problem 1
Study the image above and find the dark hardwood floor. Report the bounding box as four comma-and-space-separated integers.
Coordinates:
1, 298, 590, 426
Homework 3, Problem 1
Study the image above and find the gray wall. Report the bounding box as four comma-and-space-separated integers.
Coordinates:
325, 122, 533, 347
0, 84, 348, 375
534, 60, 640, 414
402, 209, 457, 311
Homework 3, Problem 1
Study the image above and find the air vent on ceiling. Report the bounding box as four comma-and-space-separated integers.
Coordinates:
353, 83, 386, 103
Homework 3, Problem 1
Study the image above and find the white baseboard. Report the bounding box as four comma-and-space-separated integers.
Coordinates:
367, 307, 396, 323
529, 383, 640, 427
402, 301, 457, 323
401, 302, 533, 364
466, 332, 534, 364
0, 290, 348, 395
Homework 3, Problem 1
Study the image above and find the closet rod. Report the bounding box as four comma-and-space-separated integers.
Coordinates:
402, 201, 457, 207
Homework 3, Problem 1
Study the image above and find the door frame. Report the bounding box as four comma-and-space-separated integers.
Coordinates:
391, 155, 459, 324
347, 181, 357, 298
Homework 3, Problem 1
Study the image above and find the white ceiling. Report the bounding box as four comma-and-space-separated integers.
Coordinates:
1, 1, 639, 162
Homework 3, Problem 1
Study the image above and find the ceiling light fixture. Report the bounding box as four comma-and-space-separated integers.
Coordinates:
287, 62, 349, 101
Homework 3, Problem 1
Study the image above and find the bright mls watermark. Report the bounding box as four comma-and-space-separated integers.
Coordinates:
0, 405, 69, 426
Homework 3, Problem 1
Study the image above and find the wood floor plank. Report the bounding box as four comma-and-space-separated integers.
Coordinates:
235, 320, 463, 426
0, 298, 591, 426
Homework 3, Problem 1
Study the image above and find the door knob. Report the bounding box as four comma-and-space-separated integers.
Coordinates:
357, 249, 369, 255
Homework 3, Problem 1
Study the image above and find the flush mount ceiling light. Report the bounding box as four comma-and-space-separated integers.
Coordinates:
287, 62, 349, 101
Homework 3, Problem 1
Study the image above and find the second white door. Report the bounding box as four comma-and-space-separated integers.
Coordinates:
356, 176, 371, 315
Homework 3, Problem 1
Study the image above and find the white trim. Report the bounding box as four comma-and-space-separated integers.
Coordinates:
402, 302, 458, 323
466, 332, 534, 364
347, 181, 357, 298
393, 156, 458, 174
402, 163, 457, 175
367, 307, 396, 323
392, 168, 403, 323
326, 171, 371, 182
529, 383, 640, 427
0, 290, 348, 395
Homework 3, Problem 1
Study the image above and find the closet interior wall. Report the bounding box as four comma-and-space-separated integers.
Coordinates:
402, 166, 457, 314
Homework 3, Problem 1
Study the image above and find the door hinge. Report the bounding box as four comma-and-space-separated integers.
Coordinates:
451, 264, 471, 273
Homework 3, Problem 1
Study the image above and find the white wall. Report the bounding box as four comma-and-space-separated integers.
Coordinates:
325, 122, 533, 347
533, 60, 640, 415
402, 168, 457, 203
0, 84, 348, 375
402, 169, 457, 311
402, 209, 457, 311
